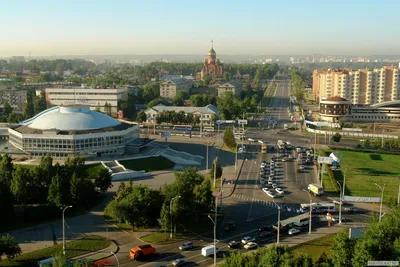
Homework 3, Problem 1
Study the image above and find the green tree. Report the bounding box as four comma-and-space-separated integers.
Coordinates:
142, 83, 160, 102
146, 98, 169, 109
189, 94, 205, 107
104, 102, 112, 116
193, 178, 213, 209
258, 245, 295, 267
94, 168, 112, 192
203, 74, 212, 85
223, 72, 231, 81
314, 252, 331, 267
295, 253, 313, 267
48, 174, 70, 207
331, 133, 342, 143
330, 230, 356, 267
33, 92, 47, 115
95, 102, 101, 112
0, 234, 21, 260
23, 95, 35, 118
70, 174, 95, 206
3, 102, 13, 117
136, 110, 147, 123
11, 166, 33, 204
223, 127, 237, 149
173, 90, 189, 106
209, 157, 222, 179
217, 91, 240, 120
119, 93, 137, 119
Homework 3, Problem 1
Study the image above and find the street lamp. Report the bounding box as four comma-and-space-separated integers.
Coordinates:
272, 200, 281, 244
374, 183, 385, 222
61, 205, 72, 255
208, 190, 223, 267
336, 181, 343, 224
170, 196, 181, 238
302, 189, 312, 234
110, 252, 120, 267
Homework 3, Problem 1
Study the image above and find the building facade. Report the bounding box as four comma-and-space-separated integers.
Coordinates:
217, 81, 242, 97
313, 66, 400, 105
160, 78, 193, 99
198, 41, 223, 80
8, 105, 139, 159
319, 96, 351, 122
350, 101, 400, 122
145, 104, 219, 123
0, 85, 27, 112
45, 85, 128, 113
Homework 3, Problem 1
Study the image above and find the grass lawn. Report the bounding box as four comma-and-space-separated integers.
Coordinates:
325, 150, 400, 203
119, 156, 175, 172
141, 232, 187, 245
220, 144, 236, 153
291, 232, 336, 261
0, 236, 110, 267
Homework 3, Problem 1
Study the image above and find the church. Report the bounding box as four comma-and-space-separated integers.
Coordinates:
197, 41, 223, 80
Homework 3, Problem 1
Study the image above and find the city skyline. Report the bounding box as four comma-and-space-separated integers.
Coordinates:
1, 0, 400, 57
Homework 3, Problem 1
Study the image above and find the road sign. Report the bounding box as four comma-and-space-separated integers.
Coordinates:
238, 119, 248, 125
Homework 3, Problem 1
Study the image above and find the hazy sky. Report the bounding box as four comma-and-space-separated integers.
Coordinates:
1, 0, 400, 57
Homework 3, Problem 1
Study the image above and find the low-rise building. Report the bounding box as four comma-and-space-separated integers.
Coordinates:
145, 104, 219, 123
0, 85, 27, 112
160, 78, 193, 99
45, 85, 128, 113
319, 96, 351, 122
217, 81, 242, 97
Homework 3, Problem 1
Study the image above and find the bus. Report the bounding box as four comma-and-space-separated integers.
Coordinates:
261, 143, 267, 154
173, 125, 192, 131
300, 202, 336, 214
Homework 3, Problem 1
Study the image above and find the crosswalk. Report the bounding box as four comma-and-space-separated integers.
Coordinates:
230, 193, 299, 212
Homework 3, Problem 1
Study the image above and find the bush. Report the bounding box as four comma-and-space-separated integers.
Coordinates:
223, 128, 236, 148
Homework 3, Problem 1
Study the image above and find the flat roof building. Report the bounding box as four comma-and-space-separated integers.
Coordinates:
217, 81, 242, 98
0, 85, 27, 112
160, 78, 193, 99
145, 104, 219, 123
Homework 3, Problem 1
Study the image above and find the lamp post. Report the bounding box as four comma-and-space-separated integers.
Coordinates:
336, 181, 343, 224
208, 191, 223, 267
170, 196, 181, 238
111, 252, 120, 267
61, 205, 72, 255
374, 183, 385, 222
273, 200, 281, 244
235, 143, 238, 172
302, 189, 312, 234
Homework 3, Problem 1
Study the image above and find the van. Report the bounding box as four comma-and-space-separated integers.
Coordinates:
179, 241, 193, 251
201, 245, 220, 257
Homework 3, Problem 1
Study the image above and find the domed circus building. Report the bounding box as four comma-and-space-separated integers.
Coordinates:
8, 105, 139, 159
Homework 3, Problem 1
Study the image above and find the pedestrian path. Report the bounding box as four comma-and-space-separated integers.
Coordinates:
230, 193, 301, 212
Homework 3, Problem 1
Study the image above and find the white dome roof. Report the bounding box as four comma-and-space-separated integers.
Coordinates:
22, 106, 121, 131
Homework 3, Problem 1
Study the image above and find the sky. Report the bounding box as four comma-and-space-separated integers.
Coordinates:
1, 0, 400, 57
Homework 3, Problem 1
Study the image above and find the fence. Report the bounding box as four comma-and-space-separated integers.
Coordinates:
306, 127, 398, 139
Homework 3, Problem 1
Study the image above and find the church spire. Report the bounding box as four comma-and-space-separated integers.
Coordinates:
211, 39, 213, 49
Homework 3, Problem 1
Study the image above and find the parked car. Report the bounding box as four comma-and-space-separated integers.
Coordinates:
259, 231, 272, 238
288, 228, 300, 235
272, 183, 278, 189
179, 242, 193, 251
344, 207, 357, 213
228, 240, 240, 249
172, 258, 188, 266
244, 242, 258, 250
241, 236, 256, 244
300, 165, 305, 170
275, 188, 284, 195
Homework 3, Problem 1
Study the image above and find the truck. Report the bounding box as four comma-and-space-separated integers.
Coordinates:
308, 183, 324, 196
277, 140, 285, 150
201, 245, 220, 257
129, 244, 156, 260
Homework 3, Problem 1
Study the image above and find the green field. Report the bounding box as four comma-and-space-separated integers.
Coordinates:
326, 150, 400, 203
0, 236, 110, 267
291, 233, 336, 261
119, 156, 175, 172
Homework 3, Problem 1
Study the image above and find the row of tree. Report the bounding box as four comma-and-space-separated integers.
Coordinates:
221, 207, 400, 266
290, 67, 306, 103
1, 155, 112, 226
361, 137, 400, 150
154, 110, 204, 125
105, 168, 213, 231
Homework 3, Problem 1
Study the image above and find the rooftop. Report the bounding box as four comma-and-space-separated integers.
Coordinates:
148, 104, 219, 115
322, 96, 349, 102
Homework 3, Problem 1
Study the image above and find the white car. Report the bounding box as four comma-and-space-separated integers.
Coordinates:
272, 183, 278, 189
300, 165, 305, 170
288, 155, 293, 159
288, 228, 300, 235
270, 171, 275, 176
282, 158, 286, 162
275, 188, 284, 195
262, 187, 271, 194
266, 191, 276, 198
261, 162, 267, 168
172, 258, 188, 266
244, 242, 258, 250
267, 180, 273, 185
241, 236, 256, 244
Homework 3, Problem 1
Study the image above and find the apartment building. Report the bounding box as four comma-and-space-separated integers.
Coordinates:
217, 81, 242, 98
313, 66, 400, 105
45, 85, 128, 113
0, 85, 27, 112
160, 78, 193, 99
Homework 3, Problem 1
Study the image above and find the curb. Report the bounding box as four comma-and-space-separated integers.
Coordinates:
71, 239, 119, 261
224, 144, 249, 199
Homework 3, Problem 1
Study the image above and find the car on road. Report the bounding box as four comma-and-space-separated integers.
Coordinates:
179, 242, 193, 251
259, 231, 272, 238
258, 225, 273, 232
344, 207, 357, 213
267, 180, 273, 185
333, 200, 344, 205
288, 228, 300, 235
288, 155, 293, 159
172, 258, 188, 266
244, 242, 258, 250
282, 158, 286, 162
228, 240, 240, 249
224, 221, 236, 231
300, 165, 305, 170
275, 188, 284, 195
241, 236, 256, 244
272, 183, 278, 189
327, 215, 346, 222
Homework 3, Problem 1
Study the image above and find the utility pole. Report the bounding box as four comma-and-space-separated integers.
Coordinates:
213, 159, 217, 188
